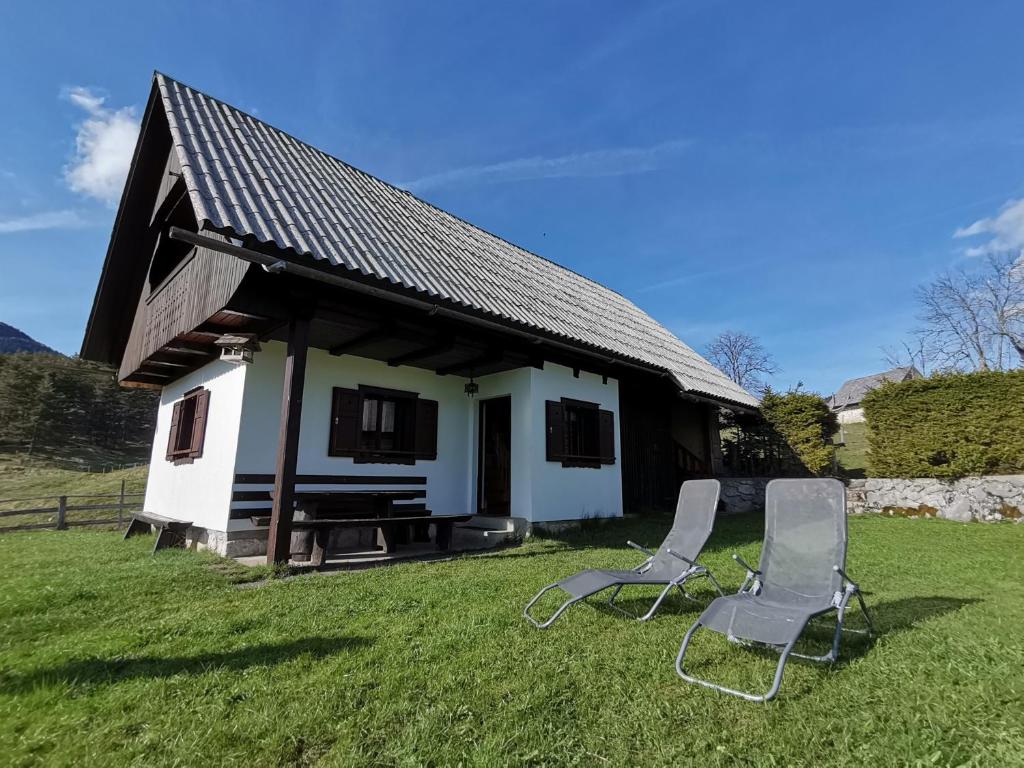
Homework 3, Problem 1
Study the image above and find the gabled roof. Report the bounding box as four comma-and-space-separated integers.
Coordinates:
154, 73, 757, 408
831, 366, 921, 409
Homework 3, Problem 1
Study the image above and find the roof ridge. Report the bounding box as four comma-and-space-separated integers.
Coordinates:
152, 72, 641, 308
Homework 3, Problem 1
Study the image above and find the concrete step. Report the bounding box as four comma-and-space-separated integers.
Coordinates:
452, 516, 526, 550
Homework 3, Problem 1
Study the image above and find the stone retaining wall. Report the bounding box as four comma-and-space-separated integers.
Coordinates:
846, 476, 1023, 522
718, 477, 770, 515
717, 476, 1024, 522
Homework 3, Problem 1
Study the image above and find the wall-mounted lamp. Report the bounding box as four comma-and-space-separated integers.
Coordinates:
214, 333, 262, 365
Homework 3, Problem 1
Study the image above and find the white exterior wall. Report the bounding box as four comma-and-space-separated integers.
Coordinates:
471, 367, 534, 519
525, 363, 623, 522
837, 407, 866, 424
143, 347, 624, 539
143, 359, 247, 531
232, 343, 470, 530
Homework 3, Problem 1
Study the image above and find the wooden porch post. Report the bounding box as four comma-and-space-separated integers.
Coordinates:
266, 313, 311, 565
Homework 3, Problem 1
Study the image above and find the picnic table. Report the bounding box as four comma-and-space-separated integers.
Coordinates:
260, 489, 469, 565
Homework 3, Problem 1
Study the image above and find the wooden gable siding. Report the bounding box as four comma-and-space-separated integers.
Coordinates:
118, 244, 250, 381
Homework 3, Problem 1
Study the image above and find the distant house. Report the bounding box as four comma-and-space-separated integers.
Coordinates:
80, 73, 757, 562
830, 366, 922, 424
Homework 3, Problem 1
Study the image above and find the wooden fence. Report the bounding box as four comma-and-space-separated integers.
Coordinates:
0, 480, 145, 533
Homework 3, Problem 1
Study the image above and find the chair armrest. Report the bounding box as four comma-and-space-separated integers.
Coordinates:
732, 553, 761, 575
833, 565, 860, 590
627, 540, 656, 558
666, 549, 697, 567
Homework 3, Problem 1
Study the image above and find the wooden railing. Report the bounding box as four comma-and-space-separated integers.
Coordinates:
675, 441, 710, 477
0, 480, 144, 533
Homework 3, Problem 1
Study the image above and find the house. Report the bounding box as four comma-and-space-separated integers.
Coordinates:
80, 73, 757, 563
830, 366, 922, 424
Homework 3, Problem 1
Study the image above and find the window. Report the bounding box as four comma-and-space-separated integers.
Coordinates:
330, 386, 438, 464
545, 398, 615, 468
165, 387, 210, 463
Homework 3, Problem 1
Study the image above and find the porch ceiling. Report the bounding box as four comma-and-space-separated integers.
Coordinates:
267, 313, 538, 377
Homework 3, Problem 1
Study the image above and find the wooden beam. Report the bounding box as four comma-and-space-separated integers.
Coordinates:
328, 324, 391, 356
119, 378, 164, 390
387, 339, 454, 367
145, 357, 192, 368
218, 308, 269, 322
165, 340, 215, 355
131, 368, 172, 379
266, 313, 311, 565
435, 349, 503, 376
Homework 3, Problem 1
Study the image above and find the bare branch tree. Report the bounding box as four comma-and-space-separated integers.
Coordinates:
981, 254, 1024, 365
881, 338, 930, 376
705, 330, 779, 392
910, 254, 1024, 372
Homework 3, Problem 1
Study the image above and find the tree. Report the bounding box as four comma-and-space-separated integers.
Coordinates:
900, 254, 1024, 372
704, 330, 779, 393
718, 387, 837, 477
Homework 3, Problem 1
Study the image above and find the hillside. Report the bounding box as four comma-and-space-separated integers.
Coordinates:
0, 322, 57, 355
0, 353, 158, 469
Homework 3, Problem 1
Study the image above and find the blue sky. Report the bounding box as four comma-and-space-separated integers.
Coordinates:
2, 1, 1023, 396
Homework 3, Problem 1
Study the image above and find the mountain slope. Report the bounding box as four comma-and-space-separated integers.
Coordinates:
0, 322, 57, 355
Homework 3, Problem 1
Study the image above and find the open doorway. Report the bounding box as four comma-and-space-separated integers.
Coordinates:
477, 396, 511, 516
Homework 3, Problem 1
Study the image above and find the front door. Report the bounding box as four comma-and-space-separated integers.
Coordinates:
478, 396, 511, 516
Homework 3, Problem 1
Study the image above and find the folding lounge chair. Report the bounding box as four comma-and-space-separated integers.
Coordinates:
524, 479, 724, 629
675, 478, 875, 702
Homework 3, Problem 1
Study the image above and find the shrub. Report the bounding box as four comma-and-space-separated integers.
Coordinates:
863, 370, 1024, 478
761, 389, 838, 476
720, 389, 837, 476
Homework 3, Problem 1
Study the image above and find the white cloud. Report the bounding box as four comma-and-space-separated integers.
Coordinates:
63, 86, 140, 206
0, 209, 91, 234
954, 198, 1024, 257
400, 139, 691, 193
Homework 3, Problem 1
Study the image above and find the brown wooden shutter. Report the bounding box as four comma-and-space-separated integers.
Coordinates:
414, 398, 439, 460
545, 400, 565, 461
329, 387, 361, 456
165, 401, 183, 461
598, 409, 616, 465
188, 389, 211, 458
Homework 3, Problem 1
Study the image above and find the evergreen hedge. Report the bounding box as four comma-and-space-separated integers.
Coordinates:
761, 390, 838, 476
720, 390, 837, 476
863, 370, 1024, 478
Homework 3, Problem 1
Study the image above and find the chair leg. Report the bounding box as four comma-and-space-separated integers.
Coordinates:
855, 591, 877, 637
606, 582, 675, 621
523, 584, 585, 629
637, 583, 677, 621
703, 569, 726, 597
676, 622, 797, 703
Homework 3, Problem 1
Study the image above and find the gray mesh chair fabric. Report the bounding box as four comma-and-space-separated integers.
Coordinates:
524, 480, 723, 628
675, 478, 875, 702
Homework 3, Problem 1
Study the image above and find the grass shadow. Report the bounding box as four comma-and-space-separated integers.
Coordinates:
0, 635, 370, 693
714, 595, 980, 672
526, 511, 765, 555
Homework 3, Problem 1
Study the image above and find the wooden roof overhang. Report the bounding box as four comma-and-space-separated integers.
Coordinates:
156, 225, 756, 413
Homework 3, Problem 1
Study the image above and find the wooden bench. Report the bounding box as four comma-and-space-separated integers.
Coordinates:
124, 512, 193, 554
232, 473, 436, 561
249, 514, 472, 563
229, 473, 430, 521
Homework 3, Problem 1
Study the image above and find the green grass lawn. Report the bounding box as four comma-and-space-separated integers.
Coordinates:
836, 422, 870, 478
1, 515, 1022, 767
0, 461, 148, 528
